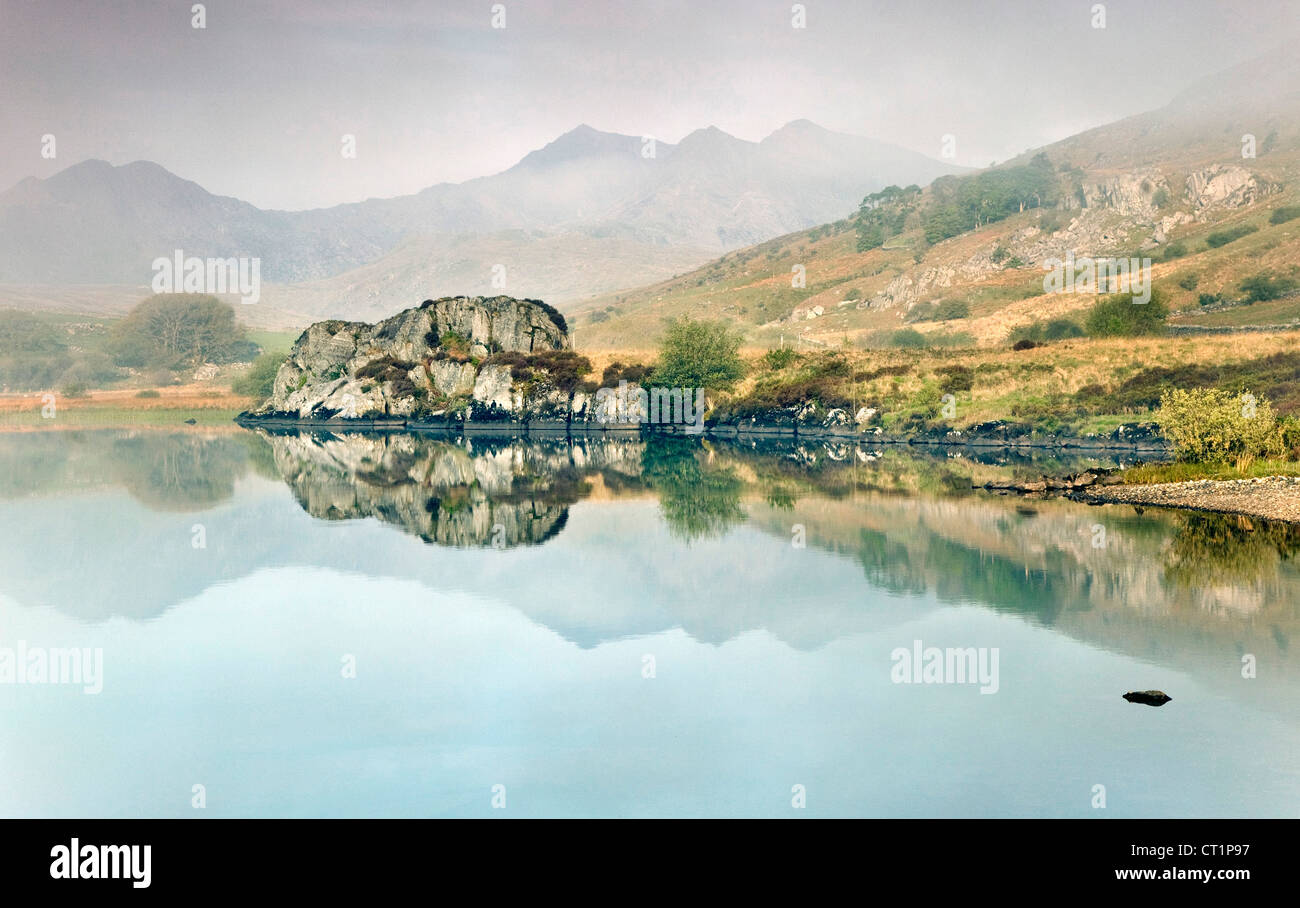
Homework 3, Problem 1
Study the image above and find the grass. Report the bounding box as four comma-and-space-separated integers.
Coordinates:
246, 329, 300, 357
1120, 460, 1300, 484
696, 330, 1300, 435
1171, 297, 1300, 327
0, 386, 252, 429
0, 407, 246, 428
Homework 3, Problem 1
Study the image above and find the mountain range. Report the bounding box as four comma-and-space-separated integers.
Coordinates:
0, 121, 963, 323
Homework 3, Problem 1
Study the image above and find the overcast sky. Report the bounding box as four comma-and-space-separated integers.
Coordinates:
2, 0, 1296, 210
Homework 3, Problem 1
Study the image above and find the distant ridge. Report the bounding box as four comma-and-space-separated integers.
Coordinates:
0, 121, 964, 317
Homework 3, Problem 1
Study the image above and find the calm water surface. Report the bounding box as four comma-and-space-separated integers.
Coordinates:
1, 429, 1298, 817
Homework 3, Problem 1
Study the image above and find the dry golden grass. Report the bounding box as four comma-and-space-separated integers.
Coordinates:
0, 384, 253, 414
579, 331, 1300, 419
0, 384, 253, 431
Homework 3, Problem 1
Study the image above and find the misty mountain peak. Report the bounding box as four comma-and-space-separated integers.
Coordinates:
770, 118, 828, 136
514, 124, 645, 169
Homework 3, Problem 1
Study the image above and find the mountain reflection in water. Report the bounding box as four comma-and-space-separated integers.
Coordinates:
3, 428, 1300, 817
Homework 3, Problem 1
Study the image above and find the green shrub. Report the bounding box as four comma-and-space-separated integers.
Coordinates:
889, 328, 927, 349
134, 389, 162, 398
761, 348, 800, 371
1157, 241, 1188, 262
1177, 273, 1199, 291
600, 360, 652, 385
1009, 317, 1085, 345
728, 352, 856, 415
1084, 290, 1169, 337
54, 352, 120, 391
905, 299, 970, 324
1239, 271, 1299, 303
1158, 387, 1286, 463
933, 299, 970, 320
232, 351, 283, 400
1205, 224, 1258, 248
936, 365, 974, 394
1269, 206, 1300, 225
436, 331, 471, 355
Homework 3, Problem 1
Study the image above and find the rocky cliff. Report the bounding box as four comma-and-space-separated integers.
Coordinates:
250, 295, 584, 421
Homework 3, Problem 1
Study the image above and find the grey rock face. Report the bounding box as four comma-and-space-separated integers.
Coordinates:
253, 295, 570, 419
1186, 164, 1267, 215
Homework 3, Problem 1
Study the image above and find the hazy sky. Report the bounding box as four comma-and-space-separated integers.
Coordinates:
2, 0, 1296, 210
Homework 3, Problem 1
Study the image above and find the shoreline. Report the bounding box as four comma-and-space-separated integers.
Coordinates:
232, 414, 1169, 454
1080, 476, 1300, 524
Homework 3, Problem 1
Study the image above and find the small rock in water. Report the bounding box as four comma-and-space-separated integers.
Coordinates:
183, 418, 197, 425
1123, 690, 1172, 707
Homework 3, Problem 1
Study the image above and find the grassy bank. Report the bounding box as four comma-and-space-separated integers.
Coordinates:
670, 331, 1300, 435
1120, 460, 1300, 484
0, 386, 252, 430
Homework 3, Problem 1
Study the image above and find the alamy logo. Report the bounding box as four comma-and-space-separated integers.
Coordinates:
151, 249, 261, 304
0, 640, 103, 694
594, 380, 705, 434
1042, 252, 1151, 304
50, 839, 150, 888
890, 639, 999, 694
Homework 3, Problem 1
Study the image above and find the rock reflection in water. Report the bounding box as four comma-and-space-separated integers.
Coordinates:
258, 430, 646, 548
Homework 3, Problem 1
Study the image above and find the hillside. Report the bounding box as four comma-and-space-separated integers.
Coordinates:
570, 50, 1300, 351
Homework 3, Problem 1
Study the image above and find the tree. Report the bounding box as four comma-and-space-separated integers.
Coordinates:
110, 294, 258, 369
651, 318, 745, 391
0, 311, 122, 392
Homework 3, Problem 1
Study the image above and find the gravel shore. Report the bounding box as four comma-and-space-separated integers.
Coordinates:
1084, 476, 1300, 523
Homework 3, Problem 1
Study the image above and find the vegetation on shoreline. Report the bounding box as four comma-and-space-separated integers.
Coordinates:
0, 296, 289, 397
1120, 460, 1300, 484
580, 319, 1300, 453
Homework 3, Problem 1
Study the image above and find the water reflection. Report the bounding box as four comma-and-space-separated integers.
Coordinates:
253, 429, 755, 546
3, 428, 1300, 817
264, 432, 601, 547
1, 428, 1298, 680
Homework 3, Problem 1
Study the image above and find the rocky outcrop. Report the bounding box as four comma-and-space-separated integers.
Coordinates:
250, 295, 574, 420
853, 163, 1275, 316
1186, 164, 1268, 216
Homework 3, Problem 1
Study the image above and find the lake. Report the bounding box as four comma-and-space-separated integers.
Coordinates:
1, 428, 1298, 817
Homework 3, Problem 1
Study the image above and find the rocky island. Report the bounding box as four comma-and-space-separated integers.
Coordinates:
243, 295, 597, 428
